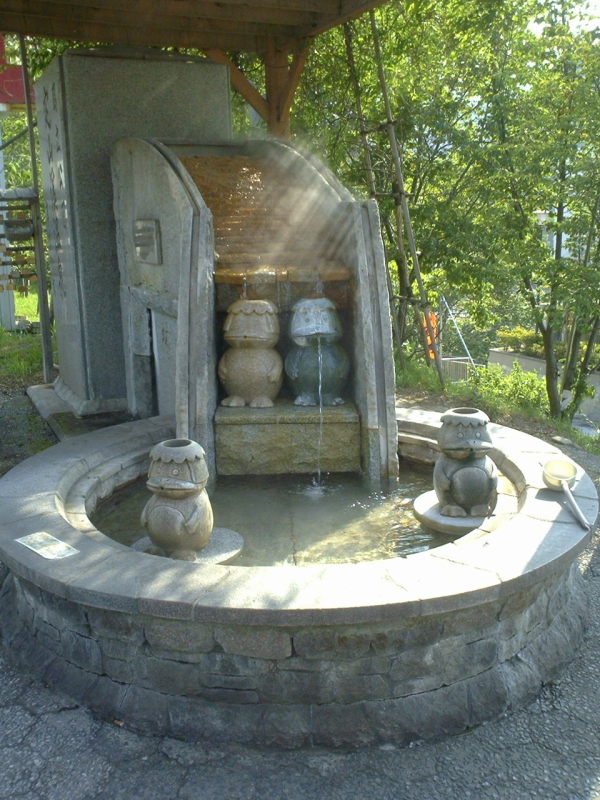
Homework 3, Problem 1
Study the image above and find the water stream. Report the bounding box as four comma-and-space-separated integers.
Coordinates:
315, 334, 324, 488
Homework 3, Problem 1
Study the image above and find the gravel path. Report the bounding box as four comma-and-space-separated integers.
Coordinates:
1, 389, 599, 800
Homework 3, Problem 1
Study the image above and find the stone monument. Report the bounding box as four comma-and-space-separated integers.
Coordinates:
36, 48, 231, 415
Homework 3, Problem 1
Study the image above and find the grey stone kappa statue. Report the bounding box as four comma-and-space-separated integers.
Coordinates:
433, 407, 498, 517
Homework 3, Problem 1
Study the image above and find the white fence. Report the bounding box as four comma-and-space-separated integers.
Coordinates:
441, 357, 475, 382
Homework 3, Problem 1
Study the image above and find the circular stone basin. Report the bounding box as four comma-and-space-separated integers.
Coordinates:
0, 410, 596, 748
92, 472, 457, 565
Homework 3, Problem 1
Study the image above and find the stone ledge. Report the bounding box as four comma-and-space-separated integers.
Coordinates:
0, 410, 596, 747
0, 566, 587, 748
0, 413, 595, 625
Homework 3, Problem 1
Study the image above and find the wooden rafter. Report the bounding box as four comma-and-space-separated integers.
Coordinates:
206, 40, 310, 137
279, 45, 309, 120
204, 48, 269, 122
0, 0, 387, 137
0, 0, 387, 55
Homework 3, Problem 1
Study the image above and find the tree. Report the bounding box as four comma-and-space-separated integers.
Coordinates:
290, 0, 600, 418
6, 13, 600, 418
478, 0, 600, 418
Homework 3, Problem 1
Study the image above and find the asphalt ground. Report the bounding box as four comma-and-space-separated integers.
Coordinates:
1, 389, 600, 800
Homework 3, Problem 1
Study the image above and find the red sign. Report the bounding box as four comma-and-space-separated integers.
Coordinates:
0, 34, 33, 107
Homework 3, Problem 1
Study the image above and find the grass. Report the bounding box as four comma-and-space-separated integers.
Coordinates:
14, 286, 41, 321
0, 327, 47, 389
0, 286, 54, 391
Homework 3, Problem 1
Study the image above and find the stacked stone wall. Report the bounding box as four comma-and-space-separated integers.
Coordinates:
1, 563, 587, 747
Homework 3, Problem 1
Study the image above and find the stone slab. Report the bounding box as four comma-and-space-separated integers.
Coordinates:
132, 528, 243, 565
413, 490, 484, 535
36, 50, 231, 414
215, 400, 360, 475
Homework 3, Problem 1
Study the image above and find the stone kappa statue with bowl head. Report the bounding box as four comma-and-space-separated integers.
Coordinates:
433, 407, 498, 518
284, 296, 350, 406
218, 298, 283, 408
141, 438, 213, 560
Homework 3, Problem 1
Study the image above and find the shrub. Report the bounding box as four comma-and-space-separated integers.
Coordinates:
496, 326, 544, 358
461, 362, 549, 416
395, 360, 443, 392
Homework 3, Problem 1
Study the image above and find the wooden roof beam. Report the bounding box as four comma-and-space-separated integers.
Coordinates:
0, 2, 300, 41
207, 38, 310, 138
0, 10, 276, 51
308, 0, 387, 37
204, 48, 270, 121
39, 0, 324, 26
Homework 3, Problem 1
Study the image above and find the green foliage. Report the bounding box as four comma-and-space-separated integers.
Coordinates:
291, 0, 600, 417
0, 111, 33, 187
395, 360, 443, 392
496, 326, 544, 357
396, 355, 550, 416
395, 353, 600, 454
456, 362, 550, 417
439, 309, 497, 364
0, 327, 43, 380
15, 286, 42, 322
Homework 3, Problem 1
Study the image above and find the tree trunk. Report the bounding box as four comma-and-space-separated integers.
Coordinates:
344, 22, 406, 364
563, 315, 600, 421
540, 324, 562, 417
369, 11, 445, 388
560, 319, 581, 393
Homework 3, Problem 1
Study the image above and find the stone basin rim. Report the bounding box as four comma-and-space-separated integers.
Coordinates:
0, 410, 595, 626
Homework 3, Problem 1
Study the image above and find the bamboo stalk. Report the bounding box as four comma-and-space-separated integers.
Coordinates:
368, 11, 445, 388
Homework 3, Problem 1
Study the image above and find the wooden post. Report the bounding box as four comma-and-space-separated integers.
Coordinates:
265, 40, 291, 136
206, 41, 309, 138
264, 39, 309, 137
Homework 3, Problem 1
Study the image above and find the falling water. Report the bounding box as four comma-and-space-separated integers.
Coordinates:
314, 334, 325, 490
241, 273, 248, 299
315, 273, 324, 297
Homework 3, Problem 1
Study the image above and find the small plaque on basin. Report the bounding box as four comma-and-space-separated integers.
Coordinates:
16, 532, 79, 560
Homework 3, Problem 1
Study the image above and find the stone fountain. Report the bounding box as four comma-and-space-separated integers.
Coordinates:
0, 48, 595, 748
110, 134, 399, 490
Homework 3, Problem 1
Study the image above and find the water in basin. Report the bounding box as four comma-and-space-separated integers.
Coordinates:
91, 469, 459, 565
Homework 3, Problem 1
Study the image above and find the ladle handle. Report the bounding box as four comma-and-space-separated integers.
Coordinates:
560, 479, 591, 531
